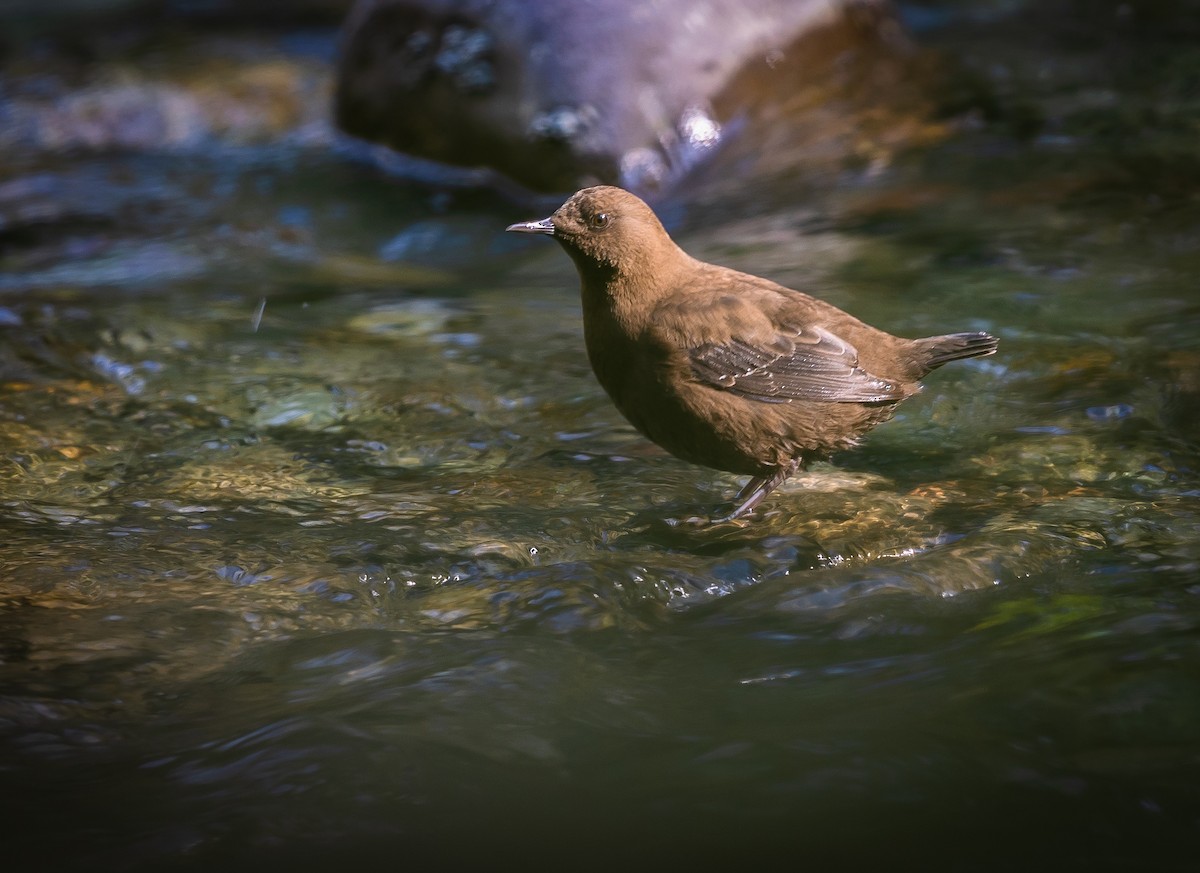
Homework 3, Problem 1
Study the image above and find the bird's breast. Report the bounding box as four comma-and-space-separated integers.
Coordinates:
582, 310, 662, 413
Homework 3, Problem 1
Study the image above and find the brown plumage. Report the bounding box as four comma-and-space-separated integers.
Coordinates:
507, 186, 998, 521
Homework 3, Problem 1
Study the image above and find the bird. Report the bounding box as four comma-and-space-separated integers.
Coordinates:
506, 186, 998, 522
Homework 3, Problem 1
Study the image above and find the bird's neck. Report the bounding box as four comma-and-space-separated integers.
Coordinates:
575, 246, 694, 332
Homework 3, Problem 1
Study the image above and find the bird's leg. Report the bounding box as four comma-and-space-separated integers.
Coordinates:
712, 460, 800, 523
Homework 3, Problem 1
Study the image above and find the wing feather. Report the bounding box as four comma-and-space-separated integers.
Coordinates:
689, 324, 905, 404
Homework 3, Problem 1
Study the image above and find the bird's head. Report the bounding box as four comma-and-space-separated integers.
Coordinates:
507, 186, 685, 284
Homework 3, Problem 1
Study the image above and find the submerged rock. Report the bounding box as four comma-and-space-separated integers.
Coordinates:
334, 0, 907, 193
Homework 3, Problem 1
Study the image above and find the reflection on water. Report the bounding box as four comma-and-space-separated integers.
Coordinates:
3, 7, 1200, 870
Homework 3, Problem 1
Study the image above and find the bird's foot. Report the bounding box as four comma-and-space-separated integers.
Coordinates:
707, 506, 756, 525
663, 512, 719, 528
713, 463, 800, 523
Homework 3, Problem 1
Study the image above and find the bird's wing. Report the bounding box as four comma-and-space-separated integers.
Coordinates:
689, 323, 906, 404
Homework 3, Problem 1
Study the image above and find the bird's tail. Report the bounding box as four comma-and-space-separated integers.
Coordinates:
916, 331, 998, 371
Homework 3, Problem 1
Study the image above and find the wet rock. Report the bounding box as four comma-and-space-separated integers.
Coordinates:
335, 0, 906, 193
0, 57, 334, 156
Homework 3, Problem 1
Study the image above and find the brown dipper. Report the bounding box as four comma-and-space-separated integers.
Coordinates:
507, 186, 998, 522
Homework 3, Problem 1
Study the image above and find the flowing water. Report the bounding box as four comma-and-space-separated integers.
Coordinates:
1, 9, 1198, 869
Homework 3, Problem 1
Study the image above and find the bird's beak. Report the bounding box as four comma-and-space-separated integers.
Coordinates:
505, 217, 556, 235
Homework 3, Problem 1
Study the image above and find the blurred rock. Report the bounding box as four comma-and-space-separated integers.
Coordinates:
334, 0, 907, 193
0, 46, 335, 156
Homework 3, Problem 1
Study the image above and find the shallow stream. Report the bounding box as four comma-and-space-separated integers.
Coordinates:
1, 7, 1198, 868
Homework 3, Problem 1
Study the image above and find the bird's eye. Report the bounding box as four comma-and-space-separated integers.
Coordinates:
589, 212, 610, 230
